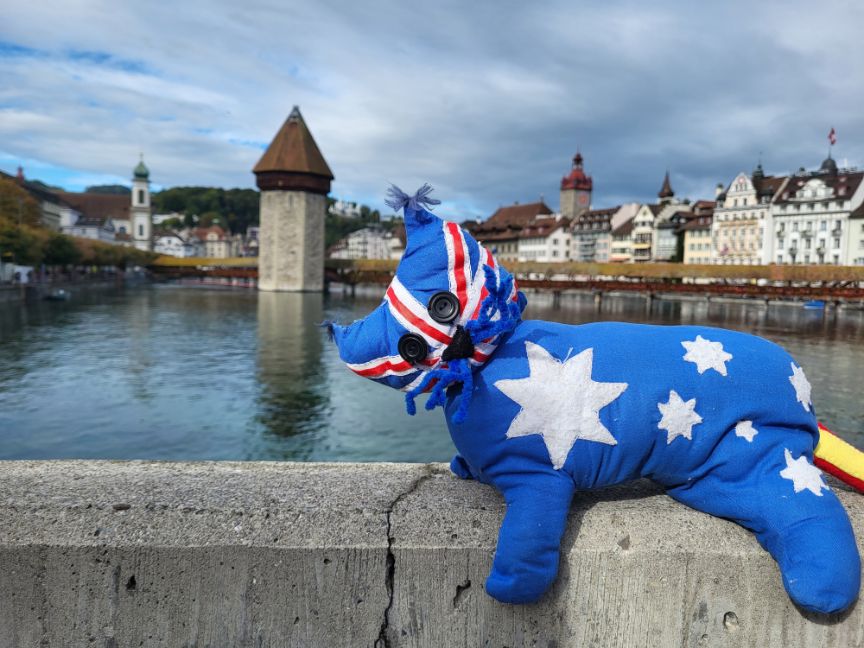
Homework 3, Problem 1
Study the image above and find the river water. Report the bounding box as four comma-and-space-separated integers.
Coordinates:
1, 285, 862, 461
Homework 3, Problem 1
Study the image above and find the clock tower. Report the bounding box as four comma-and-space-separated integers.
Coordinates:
560, 151, 593, 219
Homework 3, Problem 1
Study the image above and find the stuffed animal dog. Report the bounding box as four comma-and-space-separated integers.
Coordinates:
329, 185, 863, 613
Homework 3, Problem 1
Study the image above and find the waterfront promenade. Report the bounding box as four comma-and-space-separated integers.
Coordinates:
1, 461, 862, 647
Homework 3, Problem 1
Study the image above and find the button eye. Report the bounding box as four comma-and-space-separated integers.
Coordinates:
398, 333, 429, 364
428, 291, 461, 324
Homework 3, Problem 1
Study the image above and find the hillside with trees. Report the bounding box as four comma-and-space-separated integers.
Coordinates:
0, 177, 154, 268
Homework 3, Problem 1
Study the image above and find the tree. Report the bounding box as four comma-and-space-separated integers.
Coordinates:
0, 177, 42, 227
0, 222, 43, 265
43, 233, 82, 266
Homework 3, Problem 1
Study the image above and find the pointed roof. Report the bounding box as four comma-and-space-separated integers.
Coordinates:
658, 171, 674, 199
253, 107, 333, 179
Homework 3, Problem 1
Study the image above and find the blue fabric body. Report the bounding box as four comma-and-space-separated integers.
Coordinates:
446, 320, 860, 611
331, 187, 861, 614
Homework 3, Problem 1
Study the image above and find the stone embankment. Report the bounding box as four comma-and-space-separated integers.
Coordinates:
0, 461, 862, 647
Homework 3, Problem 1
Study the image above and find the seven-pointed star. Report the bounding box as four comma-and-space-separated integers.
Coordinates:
495, 342, 628, 470
658, 390, 703, 444
734, 420, 758, 442
789, 363, 812, 412
780, 448, 827, 496
681, 335, 733, 376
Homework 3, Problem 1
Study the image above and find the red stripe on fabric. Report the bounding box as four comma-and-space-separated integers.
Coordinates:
386, 286, 452, 345
446, 222, 469, 309
352, 359, 413, 377
814, 456, 864, 493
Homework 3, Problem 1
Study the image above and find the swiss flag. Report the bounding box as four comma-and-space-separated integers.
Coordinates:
828, 127, 837, 146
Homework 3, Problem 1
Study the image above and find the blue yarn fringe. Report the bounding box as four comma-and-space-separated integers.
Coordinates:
319, 320, 336, 341
404, 267, 521, 424
385, 183, 441, 214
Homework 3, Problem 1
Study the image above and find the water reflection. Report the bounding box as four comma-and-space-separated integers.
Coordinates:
255, 292, 328, 458
0, 285, 861, 461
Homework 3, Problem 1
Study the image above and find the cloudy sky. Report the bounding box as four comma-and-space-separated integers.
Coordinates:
1, 1, 862, 220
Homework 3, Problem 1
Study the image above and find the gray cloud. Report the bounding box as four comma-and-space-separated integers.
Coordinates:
1, 0, 862, 220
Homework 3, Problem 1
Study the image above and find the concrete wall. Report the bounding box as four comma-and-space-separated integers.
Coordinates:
0, 461, 862, 648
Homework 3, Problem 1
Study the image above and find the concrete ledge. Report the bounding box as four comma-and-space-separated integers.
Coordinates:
1, 461, 862, 647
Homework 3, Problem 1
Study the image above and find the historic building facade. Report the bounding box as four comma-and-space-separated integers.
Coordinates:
470, 201, 553, 262
517, 215, 571, 262
711, 164, 785, 265
770, 158, 864, 265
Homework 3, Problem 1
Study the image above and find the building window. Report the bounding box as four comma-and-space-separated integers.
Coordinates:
820, 221, 827, 231
834, 238, 841, 248
137, 189, 145, 204
138, 224, 144, 236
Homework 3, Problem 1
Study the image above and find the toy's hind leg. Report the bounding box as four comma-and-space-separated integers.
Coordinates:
485, 473, 575, 604
667, 432, 860, 614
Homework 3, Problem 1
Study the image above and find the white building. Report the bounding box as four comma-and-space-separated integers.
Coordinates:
154, 232, 202, 257
328, 227, 404, 260
770, 158, 864, 265
61, 215, 118, 243
193, 225, 239, 258
329, 199, 362, 219
517, 214, 571, 262
571, 207, 618, 262
712, 164, 785, 265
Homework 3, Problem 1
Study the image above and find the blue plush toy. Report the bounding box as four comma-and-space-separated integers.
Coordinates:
329, 185, 862, 613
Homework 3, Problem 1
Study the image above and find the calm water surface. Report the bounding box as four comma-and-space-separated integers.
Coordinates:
1, 285, 862, 461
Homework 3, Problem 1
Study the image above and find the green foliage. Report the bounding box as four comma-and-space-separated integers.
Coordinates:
84, 184, 131, 195
0, 177, 42, 227
151, 186, 259, 234
0, 223, 44, 265
43, 233, 82, 266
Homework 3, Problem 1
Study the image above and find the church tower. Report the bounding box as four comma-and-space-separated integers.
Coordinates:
560, 151, 593, 219
131, 156, 152, 251
658, 170, 675, 205
254, 107, 334, 292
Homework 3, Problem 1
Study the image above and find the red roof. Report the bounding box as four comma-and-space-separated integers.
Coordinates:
57, 192, 130, 223
519, 216, 570, 239
472, 201, 553, 242
560, 152, 593, 191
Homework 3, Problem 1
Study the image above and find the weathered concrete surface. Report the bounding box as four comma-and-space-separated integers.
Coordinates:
0, 461, 863, 648
258, 190, 325, 292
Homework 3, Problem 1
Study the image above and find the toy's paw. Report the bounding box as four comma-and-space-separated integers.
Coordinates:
779, 523, 860, 614
485, 568, 553, 604
449, 454, 475, 480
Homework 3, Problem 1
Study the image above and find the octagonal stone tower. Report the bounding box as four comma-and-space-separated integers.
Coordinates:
254, 107, 334, 292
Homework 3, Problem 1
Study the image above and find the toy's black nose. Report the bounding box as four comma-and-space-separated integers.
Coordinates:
442, 326, 475, 362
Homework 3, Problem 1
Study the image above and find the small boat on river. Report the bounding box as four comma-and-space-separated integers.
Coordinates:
43, 289, 71, 302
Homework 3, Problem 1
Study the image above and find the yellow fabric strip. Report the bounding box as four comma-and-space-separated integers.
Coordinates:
816, 427, 864, 483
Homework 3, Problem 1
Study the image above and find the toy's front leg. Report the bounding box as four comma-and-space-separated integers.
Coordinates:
485, 474, 575, 604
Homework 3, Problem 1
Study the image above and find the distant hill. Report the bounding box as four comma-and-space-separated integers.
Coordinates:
85, 184, 131, 195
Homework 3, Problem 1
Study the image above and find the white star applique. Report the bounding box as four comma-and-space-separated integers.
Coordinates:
658, 390, 703, 444
779, 448, 827, 496
495, 342, 628, 470
789, 363, 812, 412
735, 420, 758, 442
681, 335, 733, 376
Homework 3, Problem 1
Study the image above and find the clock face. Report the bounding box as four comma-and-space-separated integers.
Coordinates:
577, 193, 589, 206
